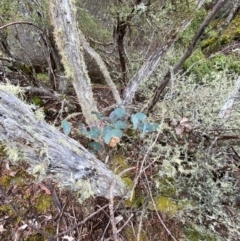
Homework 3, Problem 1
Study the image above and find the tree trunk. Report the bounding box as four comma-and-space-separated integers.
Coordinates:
49, 0, 99, 126
147, 0, 228, 111
0, 89, 127, 198
123, 0, 206, 105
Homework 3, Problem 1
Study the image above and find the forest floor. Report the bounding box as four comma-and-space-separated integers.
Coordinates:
0, 84, 184, 241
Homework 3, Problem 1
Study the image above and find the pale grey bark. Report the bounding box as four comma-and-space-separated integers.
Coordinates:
123, 0, 206, 105
49, 0, 99, 126
79, 33, 122, 105
0, 90, 127, 198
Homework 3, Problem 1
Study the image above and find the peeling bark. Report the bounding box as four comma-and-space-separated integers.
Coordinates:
0, 90, 127, 198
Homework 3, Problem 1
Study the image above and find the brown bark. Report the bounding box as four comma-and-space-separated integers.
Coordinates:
147, 0, 228, 112
0, 90, 127, 198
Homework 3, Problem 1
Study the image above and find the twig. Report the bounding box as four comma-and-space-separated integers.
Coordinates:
109, 179, 118, 241
137, 209, 144, 241
53, 204, 109, 238
107, 167, 136, 241
130, 132, 160, 200
0, 21, 44, 32
143, 171, 178, 241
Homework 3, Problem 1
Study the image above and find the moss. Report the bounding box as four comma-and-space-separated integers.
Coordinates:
111, 155, 130, 174
0, 175, 12, 187
32, 96, 43, 106
149, 196, 178, 216
184, 227, 217, 241
0, 204, 14, 216
36, 73, 49, 82
125, 226, 147, 241
35, 193, 53, 212
0, 169, 29, 187
25, 233, 45, 241
200, 36, 218, 49
183, 50, 240, 83
76, 7, 111, 41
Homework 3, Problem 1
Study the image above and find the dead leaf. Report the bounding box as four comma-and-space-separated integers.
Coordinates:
38, 183, 51, 195
175, 125, 185, 137
18, 224, 28, 230
174, 117, 192, 137
114, 215, 123, 224
62, 235, 75, 241
5, 162, 17, 176
109, 136, 120, 148
0, 224, 7, 233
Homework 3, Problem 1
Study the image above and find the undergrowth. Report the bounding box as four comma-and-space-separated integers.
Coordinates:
142, 70, 240, 240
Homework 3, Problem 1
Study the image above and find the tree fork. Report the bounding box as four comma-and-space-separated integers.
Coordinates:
147, 0, 228, 112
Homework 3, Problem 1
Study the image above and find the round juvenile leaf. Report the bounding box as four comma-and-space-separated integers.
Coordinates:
114, 120, 127, 130
131, 112, 147, 129
142, 123, 159, 137
103, 125, 113, 136
114, 108, 126, 118
62, 119, 71, 136
87, 127, 101, 139
88, 141, 102, 151
104, 129, 123, 144
109, 108, 126, 120
77, 122, 88, 135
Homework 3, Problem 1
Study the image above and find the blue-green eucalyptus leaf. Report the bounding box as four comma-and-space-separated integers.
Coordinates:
88, 141, 102, 151
87, 126, 101, 139
142, 123, 159, 137
91, 111, 105, 120
104, 129, 123, 144
103, 125, 113, 136
109, 107, 126, 121
131, 112, 147, 129
62, 119, 71, 136
77, 122, 88, 135
114, 120, 127, 130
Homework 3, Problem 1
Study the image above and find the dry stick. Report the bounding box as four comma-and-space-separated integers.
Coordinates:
143, 170, 178, 241
147, 0, 228, 112
137, 208, 145, 241
0, 21, 44, 32
108, 167, 136, 241
130, 132, 160, 200
109, 179, 118, 241
53, 204, 109, 239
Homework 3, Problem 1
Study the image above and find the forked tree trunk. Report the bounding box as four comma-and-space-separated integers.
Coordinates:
147, 0, 228, 111
0, 90, 127, 198
123, 0, 206, 105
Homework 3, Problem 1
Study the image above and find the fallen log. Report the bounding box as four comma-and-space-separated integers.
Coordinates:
0, 89, 127, 199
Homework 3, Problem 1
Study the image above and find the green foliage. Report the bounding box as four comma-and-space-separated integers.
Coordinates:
32, 96, 43, 106
150, 72, 240, 240
183, 49, 240, 83
35, 193, 53, 212
61, 119, 71, 136
61, 107, 159, 152
0, 0, 18, 22
76, 7, 111, 41
184, 227, 217, 241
